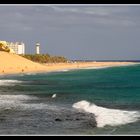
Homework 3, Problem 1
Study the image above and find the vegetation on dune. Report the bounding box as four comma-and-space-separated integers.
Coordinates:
0, 42, 10, 52
21, 54, 68, 63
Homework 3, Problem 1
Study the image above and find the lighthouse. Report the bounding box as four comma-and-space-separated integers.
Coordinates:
36, 42, 40, 54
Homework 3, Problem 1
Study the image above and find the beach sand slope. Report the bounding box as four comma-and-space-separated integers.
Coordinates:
0, 52, 46, 74
0, 52, 137, 75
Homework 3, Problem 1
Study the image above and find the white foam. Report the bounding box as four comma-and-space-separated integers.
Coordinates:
73, 100, 140, 128
0, 95, 38, 110
61, 69, 69, 72
0, 80, 22, 86
0, 95, 37, 101
21, 103, 57, 110
52, 94, 56, 98
81, 63, 138, 70
83, 66, 110, 70
0, 94, 59, 111
56, 69, 70, 72
26, 73, 37, 75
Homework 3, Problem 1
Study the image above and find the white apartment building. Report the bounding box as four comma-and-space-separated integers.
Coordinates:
7, 42, 25, 55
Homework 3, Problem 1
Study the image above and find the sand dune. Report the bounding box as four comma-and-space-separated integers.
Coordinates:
0, 52, 46, 74
0, 52, 137, 75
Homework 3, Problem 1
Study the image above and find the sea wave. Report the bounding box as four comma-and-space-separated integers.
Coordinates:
0, 80, 23, 86
73, 100, 140, 128
55, 69, 70, 72
0, 95, 37, 101
25, 73, 37, 75
81, 63, 137, 70
61, 69, 70, 72
82, 66, 110, 70
0, 94, 59, 111
0, 94, 38, 109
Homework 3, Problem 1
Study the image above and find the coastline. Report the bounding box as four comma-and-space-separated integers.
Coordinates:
0, 52, 139, 76
0, 61, 138, 76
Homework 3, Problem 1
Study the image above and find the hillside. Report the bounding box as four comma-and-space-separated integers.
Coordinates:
0, 52, 46, 74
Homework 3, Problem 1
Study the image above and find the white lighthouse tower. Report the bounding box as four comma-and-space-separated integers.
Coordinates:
36, 42, 40, 54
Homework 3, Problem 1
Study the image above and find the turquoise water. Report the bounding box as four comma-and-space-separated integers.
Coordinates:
0, 64, 140, 135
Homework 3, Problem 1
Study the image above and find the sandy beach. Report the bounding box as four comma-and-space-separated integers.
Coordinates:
0, 52, 138, 75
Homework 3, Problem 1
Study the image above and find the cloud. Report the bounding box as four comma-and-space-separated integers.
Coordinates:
49, 6, 110, 15
0, 5, 138, 34
50, 5, 128, 16
48, 5, 137, 27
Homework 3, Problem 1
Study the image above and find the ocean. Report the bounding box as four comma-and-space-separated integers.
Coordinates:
0, 64, 140, 135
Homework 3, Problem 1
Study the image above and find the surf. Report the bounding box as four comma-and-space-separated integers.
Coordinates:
73, 100, 140, 128
0, 80, 22, 86
0, 94, 59, 111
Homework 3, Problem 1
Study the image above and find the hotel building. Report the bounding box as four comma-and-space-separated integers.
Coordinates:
7, 42, 25, 55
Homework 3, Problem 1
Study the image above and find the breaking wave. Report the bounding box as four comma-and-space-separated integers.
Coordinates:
0, 80, 23, 86
73, 100, 140, 128
0, 94, 58, 111
0, 94, 38, 109
83, 66, 110, 70
61, 69, 70, 72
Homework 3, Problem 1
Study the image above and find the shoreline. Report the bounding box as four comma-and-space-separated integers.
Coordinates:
0, 61, 139, 76
0, 52, 139, 76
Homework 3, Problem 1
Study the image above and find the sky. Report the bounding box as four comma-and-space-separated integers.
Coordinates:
0, 4, 140, 60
